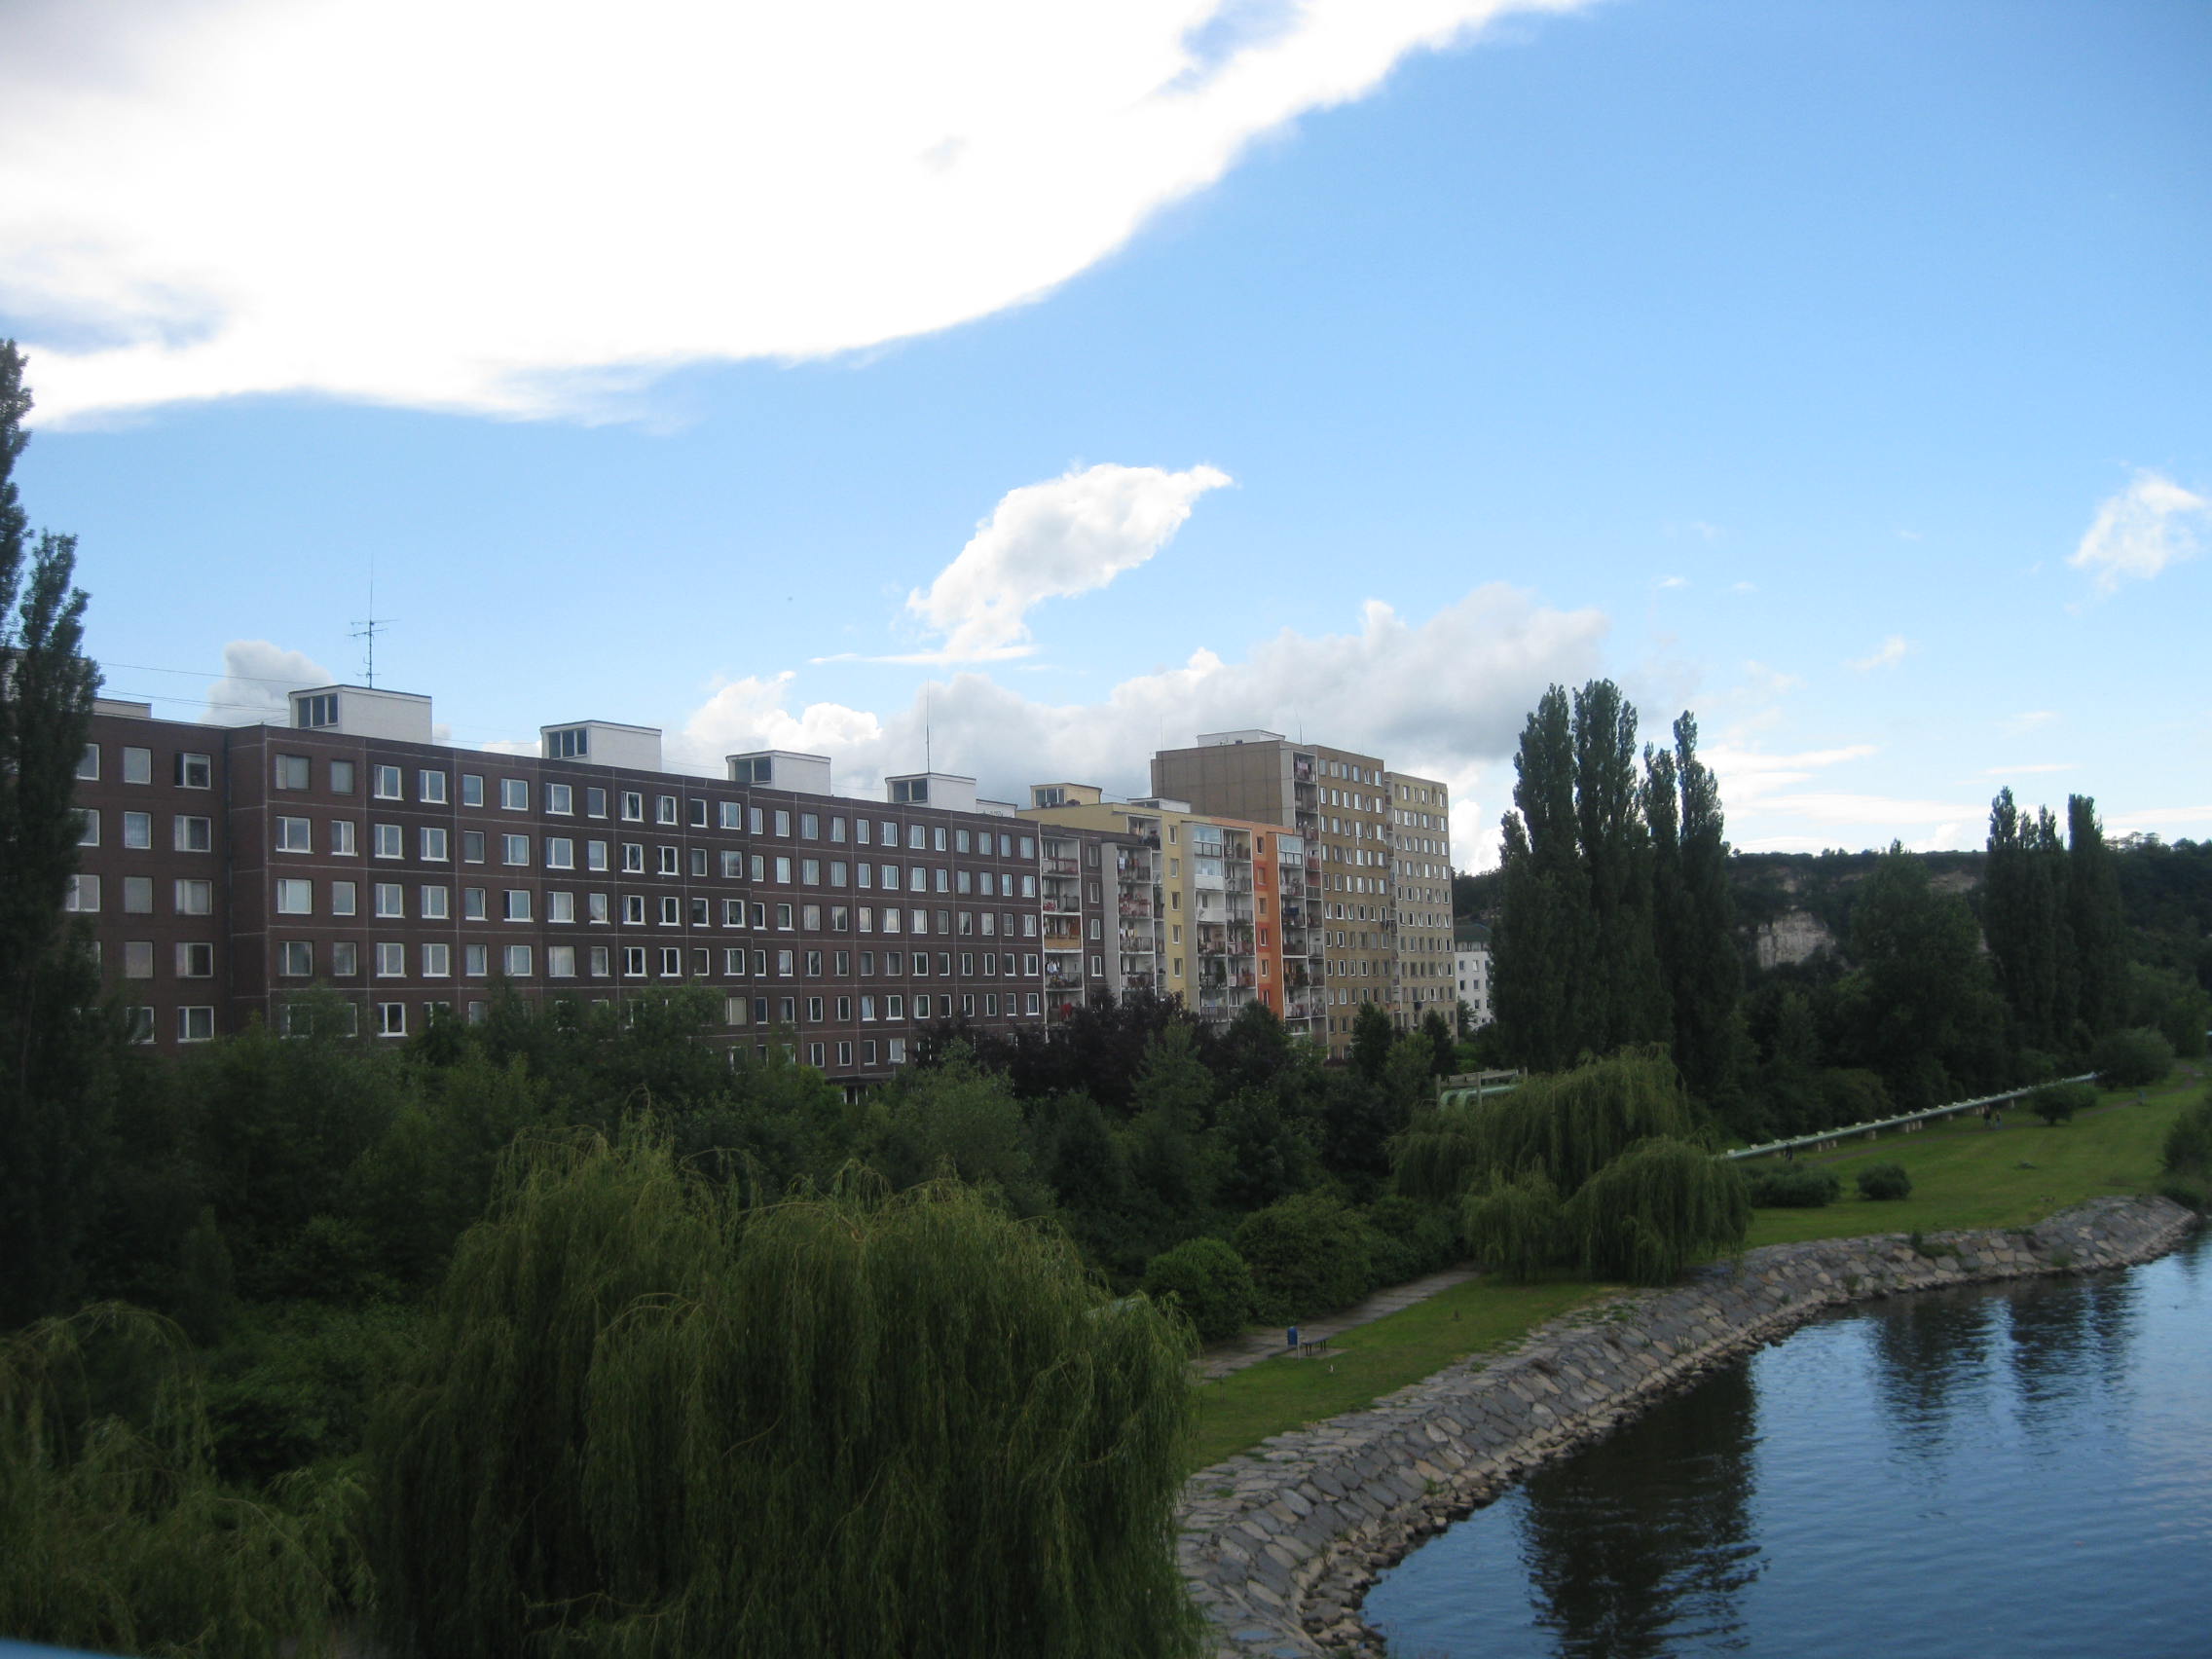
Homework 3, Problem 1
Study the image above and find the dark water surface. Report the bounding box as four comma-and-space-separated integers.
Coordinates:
1364, 1232, 2211, 1658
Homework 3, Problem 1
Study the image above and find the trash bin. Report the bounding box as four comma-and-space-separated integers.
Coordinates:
1286, 1324, 1300, 1349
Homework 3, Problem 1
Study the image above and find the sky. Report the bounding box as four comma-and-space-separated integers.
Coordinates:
4, 0, 2207, 868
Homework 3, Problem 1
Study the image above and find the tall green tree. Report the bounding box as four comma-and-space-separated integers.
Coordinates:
1646, 713, 1744, 1112
1573, 681, 1668, 1051
2067, 794, 2126, 1039
1842, 845, 2008, 1109
1984, 789, 2076, 1054
0, 340, 109, 1327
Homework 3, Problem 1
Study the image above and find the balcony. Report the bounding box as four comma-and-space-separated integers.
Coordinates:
1045, 856, 1080, 876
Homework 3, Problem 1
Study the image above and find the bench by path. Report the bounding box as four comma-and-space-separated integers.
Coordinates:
1195, 1267, 1482, 1381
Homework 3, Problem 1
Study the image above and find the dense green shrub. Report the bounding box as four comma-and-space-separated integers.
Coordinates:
1744, 1164, 1841, 1208
1140, 1237, 1257, 1344
2028, 1081, 2097, 1126
371, 1129, 1203, 1659
1856, 1162, 1913, 1200
2161, 1096, 2212, 1178
1360, 1196, 1460, 1286
1232, 1193, 1375, 1322
1564, 1138, 1751, 1286
2157, 1178, 2208, 1214
2092, 1026, 2175, 1088
1459, 1170, 1567, 1282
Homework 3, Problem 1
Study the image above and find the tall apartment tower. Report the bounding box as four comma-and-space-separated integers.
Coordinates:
1150, 732, 1395, 1059
1383, 769, 1454, 1031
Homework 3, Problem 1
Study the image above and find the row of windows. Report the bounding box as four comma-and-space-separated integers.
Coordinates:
75, 811, 214, 852
266, 754, 1040, 859
78, 746, 211, 788
65, 875, 214, 914
108, 941, 220, 978
294, 940, 1051, 982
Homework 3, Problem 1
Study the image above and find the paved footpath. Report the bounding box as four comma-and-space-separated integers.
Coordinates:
1196, 1267, 1482, 1381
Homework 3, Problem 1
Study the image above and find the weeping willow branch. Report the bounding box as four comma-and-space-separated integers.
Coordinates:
1566, 1136, 1751, 1286
370, 1124, 1204, 1659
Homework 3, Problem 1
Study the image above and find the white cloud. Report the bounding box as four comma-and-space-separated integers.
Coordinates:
2108, 803, 2212, 830
1740, 660, 1802, 698
1979, 762, 2071, 777
1730, 580, 1756, 594
899, 462, 1230, 661
201, 639, 334, 724
677, 583, 1609, 868
2069, 470, 2208, 594
1846, 634, 1908, 672
2003, 709, 2058, 735
1656, 574, 1688, 590
2, 0, 1595, 425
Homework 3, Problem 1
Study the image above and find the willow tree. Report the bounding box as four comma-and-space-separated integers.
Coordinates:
0, 1304, 346, 1656
370, 1128, 1203, 1659
1567, 1136, 1750, 1285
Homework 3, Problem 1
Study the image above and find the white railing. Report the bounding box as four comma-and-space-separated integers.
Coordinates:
1722, 1074, 2099, 1161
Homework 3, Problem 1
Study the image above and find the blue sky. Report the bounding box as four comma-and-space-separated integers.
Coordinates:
4, 0, 2206, 866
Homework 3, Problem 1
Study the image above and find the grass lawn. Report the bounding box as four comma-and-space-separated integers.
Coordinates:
1185, 1275, 1611, 1473
1741, 1073, 2205, 1247
1184, 1070, 2206, 1474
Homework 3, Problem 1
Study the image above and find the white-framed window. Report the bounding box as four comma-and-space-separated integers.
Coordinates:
420, 770, 449, 803
330, 941, 358, 977
123, 746, 152, 785
548, 890, 575, 923
422, 827, 450, 862
588, 892, 609, 924
117, 809, 151, 850
622, 946, 646, 977
376, 942, 405, 977
123, 876, 153, 913
63, 873, 100, 911
500, 778, 529, 811
888, 1037, 907, 1064
504, 944, 533, 977
274, 753, 309, 790
723, 948, 747, 975
373, 823, 403, 859
461, 773, 484, 807
271, 815, 309, 853
276, 877, 313, 914
126, 1006, 156, 1043
505, 890, 533, 922
586, 839, 610, 871
179, 1006, 215, 1042
657, 845, 679, 876
122, 940, 154, 979
331, 879, 357, 916
589, 946, 610, 977
329, 820, 357, 856
658, 947, 682, 977
174, 879, 213, 916
548, 944, 576, 977
719, 801, 741, 830
279, 940, 313, 977
176, 753, 212, 789
545, 836, 573, 869
423, 941, 452, 977
376, 1002, 407, 1038
659, 896, 680, 925
620, 792, 644, 822
330, 759, 356, 794
374, 882, 404, 918
174, 815, 212, 852
546, 783, 573, 815
374, 764, 403, 799
502, 833, 531, 866
623, 895, 645, 924
421, 884, 450, 920
176, 941, 214, 977
464, 943, 489, 977
621, 842, 645, 873
656, 794, 678, 825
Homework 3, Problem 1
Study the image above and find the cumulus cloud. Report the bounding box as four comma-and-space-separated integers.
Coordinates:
2, 0, 1595, 424
1846, 634, 1908, 672
2069, 470, 2208, 594
896, 462, 1231, 661
677, 583, 1610, 867
201, 639, 334, 724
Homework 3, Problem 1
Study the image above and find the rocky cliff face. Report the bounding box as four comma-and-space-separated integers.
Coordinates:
1752, 908, 1836, 970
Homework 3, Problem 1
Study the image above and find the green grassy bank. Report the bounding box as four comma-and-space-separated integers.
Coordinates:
1184, 1074, 2204, 1473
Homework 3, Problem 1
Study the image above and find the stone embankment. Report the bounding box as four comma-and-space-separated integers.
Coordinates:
1176, 1195, 2197, 1658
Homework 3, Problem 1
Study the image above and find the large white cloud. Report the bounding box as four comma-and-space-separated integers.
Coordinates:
1, 0, 1593, 424
899, 462, 1231, 661
200, 639, 335, 724
2069, 470, 2208, 594
680, 583, 1610, 865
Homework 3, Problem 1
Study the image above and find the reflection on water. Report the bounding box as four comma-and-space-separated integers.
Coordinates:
1366, 1232, 2210, 1658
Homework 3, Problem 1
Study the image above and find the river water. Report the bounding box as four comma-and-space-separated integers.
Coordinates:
1363, 1231, 2211, 1658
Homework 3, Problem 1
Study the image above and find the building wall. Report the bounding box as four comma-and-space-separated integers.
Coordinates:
75, 706, 1051, 1082
1385, 770, 1455, 1030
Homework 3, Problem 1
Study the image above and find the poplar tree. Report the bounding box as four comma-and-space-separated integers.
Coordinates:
1985, 789, 2076, 1054
0, 340, 109, 1327
2067, 794, 2125, 1039
1647, 713, 1743, 1111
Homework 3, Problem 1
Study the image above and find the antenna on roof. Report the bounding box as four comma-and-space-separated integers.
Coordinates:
351, 554, 396, 688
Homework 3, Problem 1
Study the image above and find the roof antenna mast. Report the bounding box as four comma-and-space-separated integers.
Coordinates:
351, 555, 396, 688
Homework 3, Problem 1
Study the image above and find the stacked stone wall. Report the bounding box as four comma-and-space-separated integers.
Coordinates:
1177, 1195, 2197, 1657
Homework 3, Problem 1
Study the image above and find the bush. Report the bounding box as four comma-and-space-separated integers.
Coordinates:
1360, 1196, 1459, 1287
2028, 1082, 2097, 1127
1233, 1193, 1375, 1322
2161, 1096, 2212, 1178
1857, 1162, 1913, 1201
2157, 1178, 2208, 1214
1744, 1164, 1841, 1208
2092, 1027, 2175, 1088
1139, 1237, 1256, 1344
